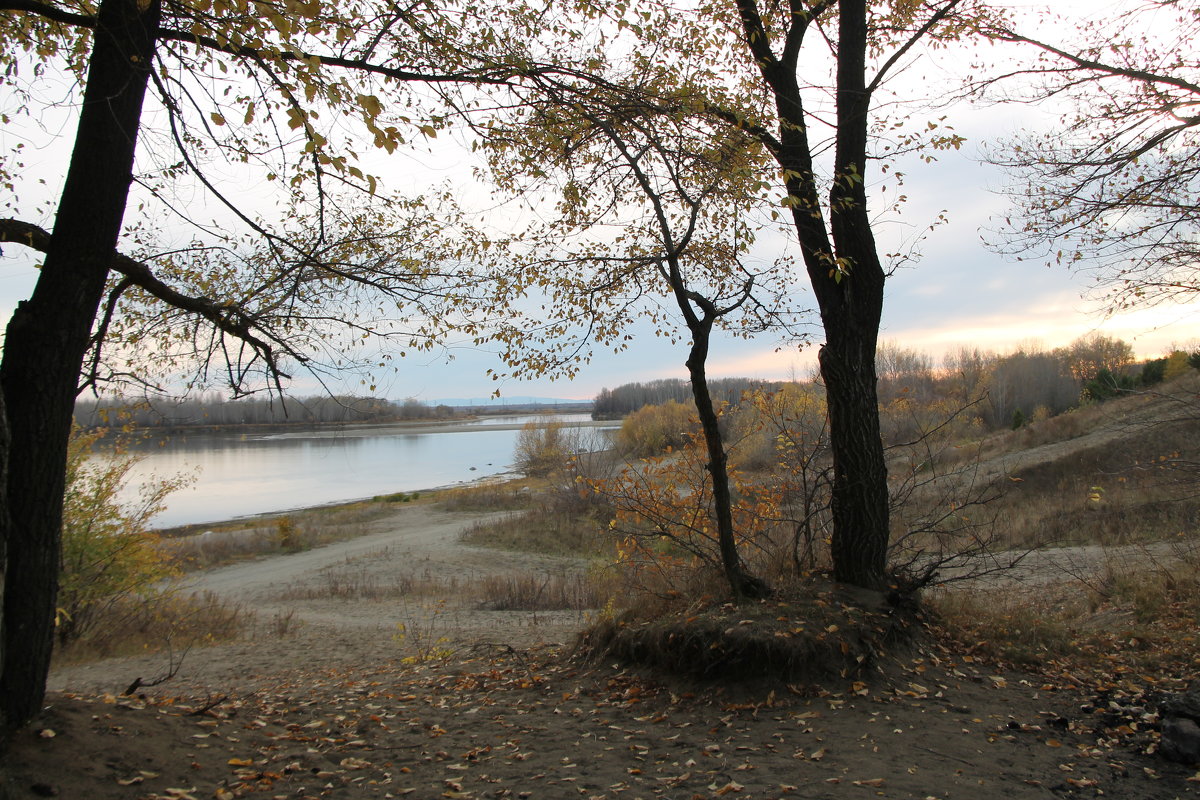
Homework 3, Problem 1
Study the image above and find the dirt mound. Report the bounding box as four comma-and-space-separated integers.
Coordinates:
578, 582, 918, 684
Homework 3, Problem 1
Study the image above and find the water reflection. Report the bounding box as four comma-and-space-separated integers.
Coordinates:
100, 416, 611, 528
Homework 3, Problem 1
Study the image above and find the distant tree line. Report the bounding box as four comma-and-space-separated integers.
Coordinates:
592, 378, 784, 419
594, 335, 1200, 431
878, 335, 1200, 430
74, 394, 457, 430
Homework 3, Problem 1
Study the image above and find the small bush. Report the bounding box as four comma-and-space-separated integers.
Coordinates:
58, 429, 191, 646
616, 400, 696, 457
514, 418, 573, 477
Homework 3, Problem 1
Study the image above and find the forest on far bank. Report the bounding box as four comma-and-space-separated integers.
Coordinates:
73, 394, 457, 430
73, 393, 595, 431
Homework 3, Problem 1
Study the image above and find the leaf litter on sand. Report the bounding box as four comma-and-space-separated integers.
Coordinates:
6, 635, 1199, 800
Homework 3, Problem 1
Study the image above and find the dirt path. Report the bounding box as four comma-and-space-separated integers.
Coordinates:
178, 506, 515, 600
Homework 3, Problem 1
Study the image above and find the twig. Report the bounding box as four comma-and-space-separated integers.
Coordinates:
123, 641, 192, 695
187, 694, 230, 717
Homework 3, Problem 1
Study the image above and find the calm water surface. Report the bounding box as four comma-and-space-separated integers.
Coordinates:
103, 414, 612, 528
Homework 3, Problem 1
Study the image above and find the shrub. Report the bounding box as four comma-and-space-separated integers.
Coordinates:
275, 516, 303, 552
1083, 368, 1136, 402
1164, 350, 1193, 381
1140, 357, 1167, 386
513, 418, 572, 477
615, 400, 696, 457
58, 429, 192, 646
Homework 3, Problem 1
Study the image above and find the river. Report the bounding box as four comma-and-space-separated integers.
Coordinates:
101, 414, 617, 528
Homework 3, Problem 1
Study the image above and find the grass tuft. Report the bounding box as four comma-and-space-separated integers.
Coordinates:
55, 590, 251, 664
476, 570, 606, 611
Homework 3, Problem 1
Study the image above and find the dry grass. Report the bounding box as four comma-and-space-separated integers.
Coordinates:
54, 590, 251, 664
277, 557, 606, 612
159, 501, 402, 569
476, 570, 607, 611
460, 508, 610, 557
930, 537, 1200, 679
277, 564, 454, 601
437, 481, 536, 512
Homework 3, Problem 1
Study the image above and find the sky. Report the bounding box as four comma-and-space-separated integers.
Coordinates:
0, 3, 1195, 405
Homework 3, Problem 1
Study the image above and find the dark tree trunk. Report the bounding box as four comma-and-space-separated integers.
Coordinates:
0, 0, 160, 732
0, 388, 8, 720
821, 0, 889, 589
684, 318, 770, 600
737, 0, 890, 590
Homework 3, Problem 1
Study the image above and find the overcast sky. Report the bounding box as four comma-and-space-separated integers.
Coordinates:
1, 3, 1195, 404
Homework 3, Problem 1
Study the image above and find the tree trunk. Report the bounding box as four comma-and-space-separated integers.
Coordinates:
0, 0, 160, 732
822, 0, 889, 589
0, 389, 9, 726
819, 330, 888, 589
685, 320, 769, 600
744, 0, 891, 590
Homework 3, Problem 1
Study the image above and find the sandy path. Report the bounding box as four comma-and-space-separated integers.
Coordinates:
178, 506, 508, 599
50, 504, 593, 695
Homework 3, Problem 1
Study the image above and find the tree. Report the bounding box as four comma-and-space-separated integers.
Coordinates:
986, 349, 1077, 427
982, 1, 1200, 310
1061, 333, 1135, 384
1163, 350, 1193, 382
0, 0, 544, 733
478, 68, 794, 597
713, 0, 986, 588
473, 0, 988, 591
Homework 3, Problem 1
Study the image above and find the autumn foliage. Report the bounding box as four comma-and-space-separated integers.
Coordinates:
57, 430, 190, 647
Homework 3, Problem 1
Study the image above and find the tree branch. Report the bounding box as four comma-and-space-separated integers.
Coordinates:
0, 218, 292, 381
0, 0, 93, 27
988, 25, 1200, 97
